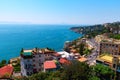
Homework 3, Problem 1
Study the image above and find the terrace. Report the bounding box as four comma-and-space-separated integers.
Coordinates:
96, 54, 113, 66
20, 49, 33, 58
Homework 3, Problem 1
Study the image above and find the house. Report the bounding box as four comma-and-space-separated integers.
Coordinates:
57, 51, 74, 60
10, 57, 20, 66
0, 64, 13, 79
43, 61, 56, 72
59, 58, 70, 65
52, 53, 61, 60
77, 57, 87, 62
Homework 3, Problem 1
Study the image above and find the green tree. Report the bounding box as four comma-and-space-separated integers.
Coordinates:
92, 64, 114, 80
61, 61, 91, 80
89, 76, 100, 80
0, 60, 7, 68
28, 72, 48, 80
79, 43, 85, 55
1, 60, 7, 64
83, 48, 91, 55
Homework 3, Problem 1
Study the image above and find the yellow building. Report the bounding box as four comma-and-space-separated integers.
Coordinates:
96, 54, 120, 72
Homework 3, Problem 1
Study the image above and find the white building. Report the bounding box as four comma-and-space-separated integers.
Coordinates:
20, 50, 33, 76
20, 48, 59, 76
57, 51, 74, 60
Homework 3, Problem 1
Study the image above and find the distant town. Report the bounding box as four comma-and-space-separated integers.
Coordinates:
0, 21, 120, 80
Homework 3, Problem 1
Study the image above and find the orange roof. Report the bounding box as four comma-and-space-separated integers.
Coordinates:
59, 58, 70, 64
78, 57, 87, 62
0, 65, 14, 78
44, 61, 56, 69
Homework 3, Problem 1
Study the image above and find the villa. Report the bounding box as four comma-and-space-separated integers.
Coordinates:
43, 61, 57, 72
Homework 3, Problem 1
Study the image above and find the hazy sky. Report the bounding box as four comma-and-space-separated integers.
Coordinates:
0, 0, 120, 24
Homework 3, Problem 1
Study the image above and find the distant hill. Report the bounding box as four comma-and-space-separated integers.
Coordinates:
70, 21, 120, 34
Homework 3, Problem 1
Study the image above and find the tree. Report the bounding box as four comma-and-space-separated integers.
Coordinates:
1, 60, 7, 64
0, 60, 7, 68
83, 48, 91, 55
28, 72, 48, 80
61, 61, 91, 80
92, 64, 114, 80
89, 76, 100, 80
79, 43, 85, 55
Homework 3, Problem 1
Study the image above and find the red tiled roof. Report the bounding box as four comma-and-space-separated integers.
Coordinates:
53, 53, 61, 57
0, 65, 14, 78
44, 61, 56, 69
78, 57, 87, 62
59, 58, 70, 64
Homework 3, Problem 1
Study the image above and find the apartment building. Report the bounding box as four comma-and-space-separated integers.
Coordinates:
20, 48, 58, 76
99, 40, 120, 55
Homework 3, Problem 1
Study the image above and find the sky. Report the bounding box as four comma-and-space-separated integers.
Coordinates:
0, 0, 120, 25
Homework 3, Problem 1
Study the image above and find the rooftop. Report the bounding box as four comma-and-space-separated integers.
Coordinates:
44, 61, 56, 69
0, 65, 14, 78
24, 50, 32, 53
52, 53, 61, 57
101, 39, 120, 44
59, 58, 70, 64
21, 49, 32, 56
78, 57, 87, 62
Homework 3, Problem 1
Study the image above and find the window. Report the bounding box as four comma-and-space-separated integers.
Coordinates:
113, 64, 116, 68
39, 59, 41, 62
33, 64, 35, 67
25, 65, 27, 68
39, 63, 41, 66
39, 68, 41, 71
33, 59, 35, 62
33, 55, 35, 57
27, 59, 30, 62
27, 72, 29, 75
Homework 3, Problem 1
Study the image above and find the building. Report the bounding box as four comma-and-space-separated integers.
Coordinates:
96, 54, 120, 79
59, 58, 70, 65
0, 64, 13, 79
10, 57, 20, 66
43, 61, 57, 72
96, 54, 120, 72
20, 49, 33, 76
86, 40, 95, 50
95, 35, 108, 43
20, 48, 59, 76
57, 51, 74, 60
99, 39, 120, 55
77, 57, 87, 62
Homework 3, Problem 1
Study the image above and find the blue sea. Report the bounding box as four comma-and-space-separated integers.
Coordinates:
0, 24, 82, 61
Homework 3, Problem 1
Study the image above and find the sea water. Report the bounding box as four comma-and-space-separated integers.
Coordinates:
0, 24, 82, 61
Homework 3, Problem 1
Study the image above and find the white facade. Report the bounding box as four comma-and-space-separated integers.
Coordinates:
32, 53, 45, 72
20, 57, 33, 76
57, 51, 73, 60
20, 49, 56, 76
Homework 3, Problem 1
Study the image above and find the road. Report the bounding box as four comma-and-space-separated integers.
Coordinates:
86, 38, 99, 65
